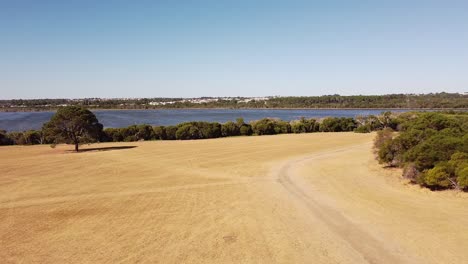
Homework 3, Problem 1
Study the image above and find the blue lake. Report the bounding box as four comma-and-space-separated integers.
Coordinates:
0, 109, 410, 132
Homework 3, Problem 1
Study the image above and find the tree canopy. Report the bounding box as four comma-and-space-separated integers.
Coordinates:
374, 112, 468, 190
42, 106, 103, 151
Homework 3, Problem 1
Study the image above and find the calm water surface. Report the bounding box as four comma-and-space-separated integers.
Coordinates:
0, 109, 409, 132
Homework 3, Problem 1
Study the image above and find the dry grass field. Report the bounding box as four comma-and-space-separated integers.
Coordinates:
0, 133, 467, 263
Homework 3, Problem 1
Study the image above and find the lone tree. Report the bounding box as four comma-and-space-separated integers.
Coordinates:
43, 106, 103, 152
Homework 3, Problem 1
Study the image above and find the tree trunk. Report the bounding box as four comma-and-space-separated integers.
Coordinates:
75, 142, 79, 152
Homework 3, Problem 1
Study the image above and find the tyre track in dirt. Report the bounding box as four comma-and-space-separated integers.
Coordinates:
274, 144, 417, 264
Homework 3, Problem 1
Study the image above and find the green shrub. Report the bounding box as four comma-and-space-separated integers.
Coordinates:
374, 112, 468, 191
0, 130, 14, 145
239, 124, 253, 136
319, 117, 356, 132
355, 125, 371, 133
251, 118, 277, 135
290, 118, 319, 133
175, 122, 221, 140
135, 124, 155, 140
153, 126, 167, 140
165, 126, 178, 140
221, 121, 240, 137
252, 118, 292, 135
457, 167, 468, 190
422, 163, 454, 189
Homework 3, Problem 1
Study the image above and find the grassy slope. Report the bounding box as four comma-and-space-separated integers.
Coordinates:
0, 133, 466, 263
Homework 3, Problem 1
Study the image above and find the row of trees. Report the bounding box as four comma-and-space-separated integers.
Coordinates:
0, 106, 403, 150
2, 93, 467, 111
100, 117, 346, 141
374, 112, 468, 191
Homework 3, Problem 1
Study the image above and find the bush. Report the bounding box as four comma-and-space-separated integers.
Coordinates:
290, 118, 319, 133
402, 163, 419, 183
457, 167, 468, 190
165, 126, 178, 140
251, 118, 291, 135
251, 119, 277, 135
374, 112, 468, 191
355, 125, 371, 133
103, 128, 124, 142
422, 163, 454, 189
404, 134, 463, 171
6, 132, 27, 145
175, 122, 221, 140
374, 128, 394, 152
0, 130, 13, 145
377, 139, 401, 166
239, 124, 253, 136
153, 126, 167, 140
135, 124, 155, 141
221, 121, 240, 137
176, 124, 202, 140
319, 117, 356, 132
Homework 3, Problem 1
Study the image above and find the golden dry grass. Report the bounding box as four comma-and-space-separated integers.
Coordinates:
0, 133, 467, 263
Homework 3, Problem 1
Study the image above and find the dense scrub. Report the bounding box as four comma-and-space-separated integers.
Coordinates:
374, 112, 468, 191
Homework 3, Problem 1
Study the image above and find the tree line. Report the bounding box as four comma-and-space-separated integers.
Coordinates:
1, 93, 467, 111
374, 112, 468, 191
0, 106, 394, 149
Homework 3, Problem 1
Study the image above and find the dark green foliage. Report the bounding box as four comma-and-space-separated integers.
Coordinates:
457, 167, 468, 190
354, 125, 371, 133
374, 112, 468, 191
22, 130, 44, 145
0, 130, 13, 145
422, 162, 454, 189
103, 128, 124, 142
42, 106, 103, 151
175, 122, 221, 140
251, 118, 291, 135
400, 112, 461, 132
153, 126, 167, 140
319, 117, 356, 132
164, 126, 178, 140
405, 134, 464, 171
290, 117, 319, 133
119, 126, 138, 142
105, 124, 156, 142
422, 152, 468, 190
6, 132, 27, 145
175, 124, 201, 140
273, 120, 291, 134
251, 119, 276, 135
449, 152, 468, 190
221, 121, 240, 137
135, 124, 155, 141
239, 124, 253, 136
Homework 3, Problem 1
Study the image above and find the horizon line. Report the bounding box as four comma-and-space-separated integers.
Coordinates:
1, 92, 466, 101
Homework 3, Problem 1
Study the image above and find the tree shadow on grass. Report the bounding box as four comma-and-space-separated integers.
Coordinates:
71, 146, 137, 153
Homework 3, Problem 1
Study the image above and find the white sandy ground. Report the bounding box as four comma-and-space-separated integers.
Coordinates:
0, 133, 467, 263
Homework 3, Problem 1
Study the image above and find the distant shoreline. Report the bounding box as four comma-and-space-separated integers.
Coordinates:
1, 107, 468, 113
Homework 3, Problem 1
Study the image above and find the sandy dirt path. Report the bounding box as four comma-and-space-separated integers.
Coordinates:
0, 133, 467, 263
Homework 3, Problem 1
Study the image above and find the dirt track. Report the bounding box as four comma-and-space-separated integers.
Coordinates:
0, 133, 467, 263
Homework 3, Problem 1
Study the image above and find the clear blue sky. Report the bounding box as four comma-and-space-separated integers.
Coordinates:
1, 0, 467, 99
